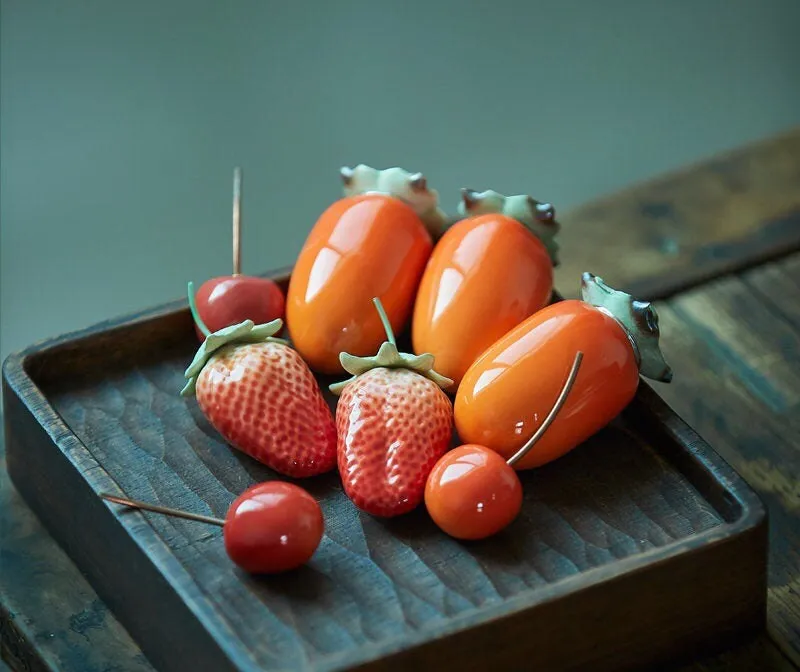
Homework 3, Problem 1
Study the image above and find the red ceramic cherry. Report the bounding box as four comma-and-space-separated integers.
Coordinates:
194, 275, 285, 338
424, 352, 583, 541
193, 167, 285, 341
223, 481, 324, 574
100, 480, 324, 574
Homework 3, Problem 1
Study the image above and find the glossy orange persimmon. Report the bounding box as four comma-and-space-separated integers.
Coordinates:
412, 213, 553, 387
425, 444, 523, 540
286, 194, 433, 374
454, 300, 640, 470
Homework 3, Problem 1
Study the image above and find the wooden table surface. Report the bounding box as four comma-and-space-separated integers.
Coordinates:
3, 127, 800, 672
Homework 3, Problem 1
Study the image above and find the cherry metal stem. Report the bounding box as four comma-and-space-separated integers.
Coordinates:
100, 493, 226, 527
232, 167, 242, 276
506, 351, 584, 467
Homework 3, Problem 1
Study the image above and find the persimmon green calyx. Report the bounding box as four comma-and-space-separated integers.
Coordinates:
182, 281, 287, 397
458, 188, 561, 266
329, 297, 453, 395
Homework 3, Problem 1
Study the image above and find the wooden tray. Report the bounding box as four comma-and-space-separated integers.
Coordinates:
2, 271, 768, 672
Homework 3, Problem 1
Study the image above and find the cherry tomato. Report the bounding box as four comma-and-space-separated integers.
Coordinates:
424, 444, 523, 540
194, 275, 285, 340
412, 211, 553, 387
455, 300, 640, 470
286, 194, 432, 374
223, 481, 324, 574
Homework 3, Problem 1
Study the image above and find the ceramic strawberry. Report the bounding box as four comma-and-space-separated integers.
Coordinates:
182, 282, 337, 478
329, 298, 454, 517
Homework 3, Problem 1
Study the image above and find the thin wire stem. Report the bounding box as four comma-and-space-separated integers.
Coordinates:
507, 351, 584, 467
99, 493, 226, 527
232, 167, 242, 276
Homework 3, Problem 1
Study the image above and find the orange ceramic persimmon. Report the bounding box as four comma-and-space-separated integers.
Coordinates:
454, 273, 673, 471
286, 165, 447, 374
412, 188, 560, 387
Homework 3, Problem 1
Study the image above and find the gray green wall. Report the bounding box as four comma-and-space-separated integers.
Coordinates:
2, 0, 799, 363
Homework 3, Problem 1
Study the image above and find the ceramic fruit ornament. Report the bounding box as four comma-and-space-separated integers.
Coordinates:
426, 352, 583, 540
193, 168, 285, 340
286, 164, 447, 375
455, 273, 673, 471
412, 188, 560, 387
100, 482, 324, 574
329, 297, 454, 517
182, 282, 337, 478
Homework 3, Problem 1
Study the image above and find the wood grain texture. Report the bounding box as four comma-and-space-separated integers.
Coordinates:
654, 251, 800, 666
554, 126, 800, 300
0, 407, 784, 672
0, 420, 154, 672
2, 273, 767, 672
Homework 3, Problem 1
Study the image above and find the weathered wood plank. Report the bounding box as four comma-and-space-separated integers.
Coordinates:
655, 251, 800, 666
0, 417, 154, 672
555, 127, 800, 300
675, 634, 796, 672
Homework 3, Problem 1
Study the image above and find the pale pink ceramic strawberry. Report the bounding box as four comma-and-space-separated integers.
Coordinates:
182, 282, 337, 478
330, 298, 453, 517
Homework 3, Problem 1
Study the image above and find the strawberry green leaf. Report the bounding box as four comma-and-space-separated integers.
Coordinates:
181, 318, 286, 397
329, 299, 453, 396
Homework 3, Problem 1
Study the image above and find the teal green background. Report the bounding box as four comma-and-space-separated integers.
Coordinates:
2, 0, 799, 364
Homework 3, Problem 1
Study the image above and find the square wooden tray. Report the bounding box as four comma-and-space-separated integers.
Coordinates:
2, 271, 768, 672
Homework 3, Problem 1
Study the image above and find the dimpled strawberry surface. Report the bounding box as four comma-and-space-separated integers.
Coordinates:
336, 368, 453, 517
196, 341, 337, 477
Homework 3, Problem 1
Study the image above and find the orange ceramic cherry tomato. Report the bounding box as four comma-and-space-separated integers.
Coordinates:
455, 300, 638, 469
424, 444, 523, 540
412, 190, 558, 387
454, 273, 673, 470
287, 166, 444, 374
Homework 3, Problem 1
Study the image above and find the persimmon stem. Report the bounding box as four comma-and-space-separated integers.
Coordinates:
372, 297, 396, 347
187, 281, 211, 337
506, 351, 584, 467
232, 167, 242, 276
100, 493, 226, 527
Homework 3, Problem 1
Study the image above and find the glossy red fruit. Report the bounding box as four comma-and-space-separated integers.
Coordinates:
330, 298, 454, 517
336, 368, 453, 516
183, 284, 337, 478
194, 275, 285, 341
424, 444, 522, 540
223, 481, 324, 574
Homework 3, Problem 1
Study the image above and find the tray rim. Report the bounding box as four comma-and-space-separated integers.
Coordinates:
2, 270, 769, 671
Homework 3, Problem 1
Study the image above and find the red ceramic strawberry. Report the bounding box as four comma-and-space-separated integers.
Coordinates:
182, 282, 337, 478
330, 298, 454, 517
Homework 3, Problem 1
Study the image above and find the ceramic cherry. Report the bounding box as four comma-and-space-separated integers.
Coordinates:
193, 168, 285, 340
454, 273, 673, 471
285, 165, 447, 374
100, 481, 324, 574
425, 352, 583, 540
412, 188, 559, 387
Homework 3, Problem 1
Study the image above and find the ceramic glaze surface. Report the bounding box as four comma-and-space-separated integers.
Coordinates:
287, 194, 432, 374
455, 300, 640, 469
412, 213, 553, 386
